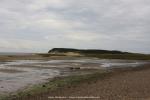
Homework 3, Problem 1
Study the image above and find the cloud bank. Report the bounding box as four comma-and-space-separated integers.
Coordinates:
0, 0, 150, 53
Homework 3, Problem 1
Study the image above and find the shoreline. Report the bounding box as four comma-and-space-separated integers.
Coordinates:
0, 70, 109, 100
0, 55, 150, 100
1, 63, 150, 100
0, 53, 150, 61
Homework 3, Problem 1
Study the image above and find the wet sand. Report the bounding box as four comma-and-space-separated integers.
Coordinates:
0, 58, 148, 95
0, 69, 25, 73
17, 64, 150, 100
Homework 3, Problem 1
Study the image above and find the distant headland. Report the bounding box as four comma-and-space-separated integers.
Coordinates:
48, 48, 130, 55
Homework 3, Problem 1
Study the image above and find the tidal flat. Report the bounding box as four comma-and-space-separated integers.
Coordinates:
0, 54, 150, 100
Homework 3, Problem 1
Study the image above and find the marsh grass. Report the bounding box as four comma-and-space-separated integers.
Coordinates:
85, 54, 150, 60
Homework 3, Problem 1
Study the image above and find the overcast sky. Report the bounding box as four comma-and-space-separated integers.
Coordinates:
0, 0, 150, 53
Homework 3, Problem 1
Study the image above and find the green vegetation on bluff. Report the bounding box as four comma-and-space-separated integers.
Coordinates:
47, 48, 150, 60
48, 48, 130, 54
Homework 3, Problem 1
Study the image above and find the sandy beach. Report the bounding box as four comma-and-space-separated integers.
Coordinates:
0, 55, 149, 100
11, 63, 150, 100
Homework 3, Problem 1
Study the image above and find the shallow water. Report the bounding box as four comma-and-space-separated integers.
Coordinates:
0, 59, 149, 95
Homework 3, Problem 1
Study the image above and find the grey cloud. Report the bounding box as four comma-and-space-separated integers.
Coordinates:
0, 0, 150, 53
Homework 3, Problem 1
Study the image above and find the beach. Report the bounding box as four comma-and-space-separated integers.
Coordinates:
0, 54, 150, 100
17, 64, 150, 100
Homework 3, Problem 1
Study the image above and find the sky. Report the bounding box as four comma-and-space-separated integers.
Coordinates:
0, 0, 150, 53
